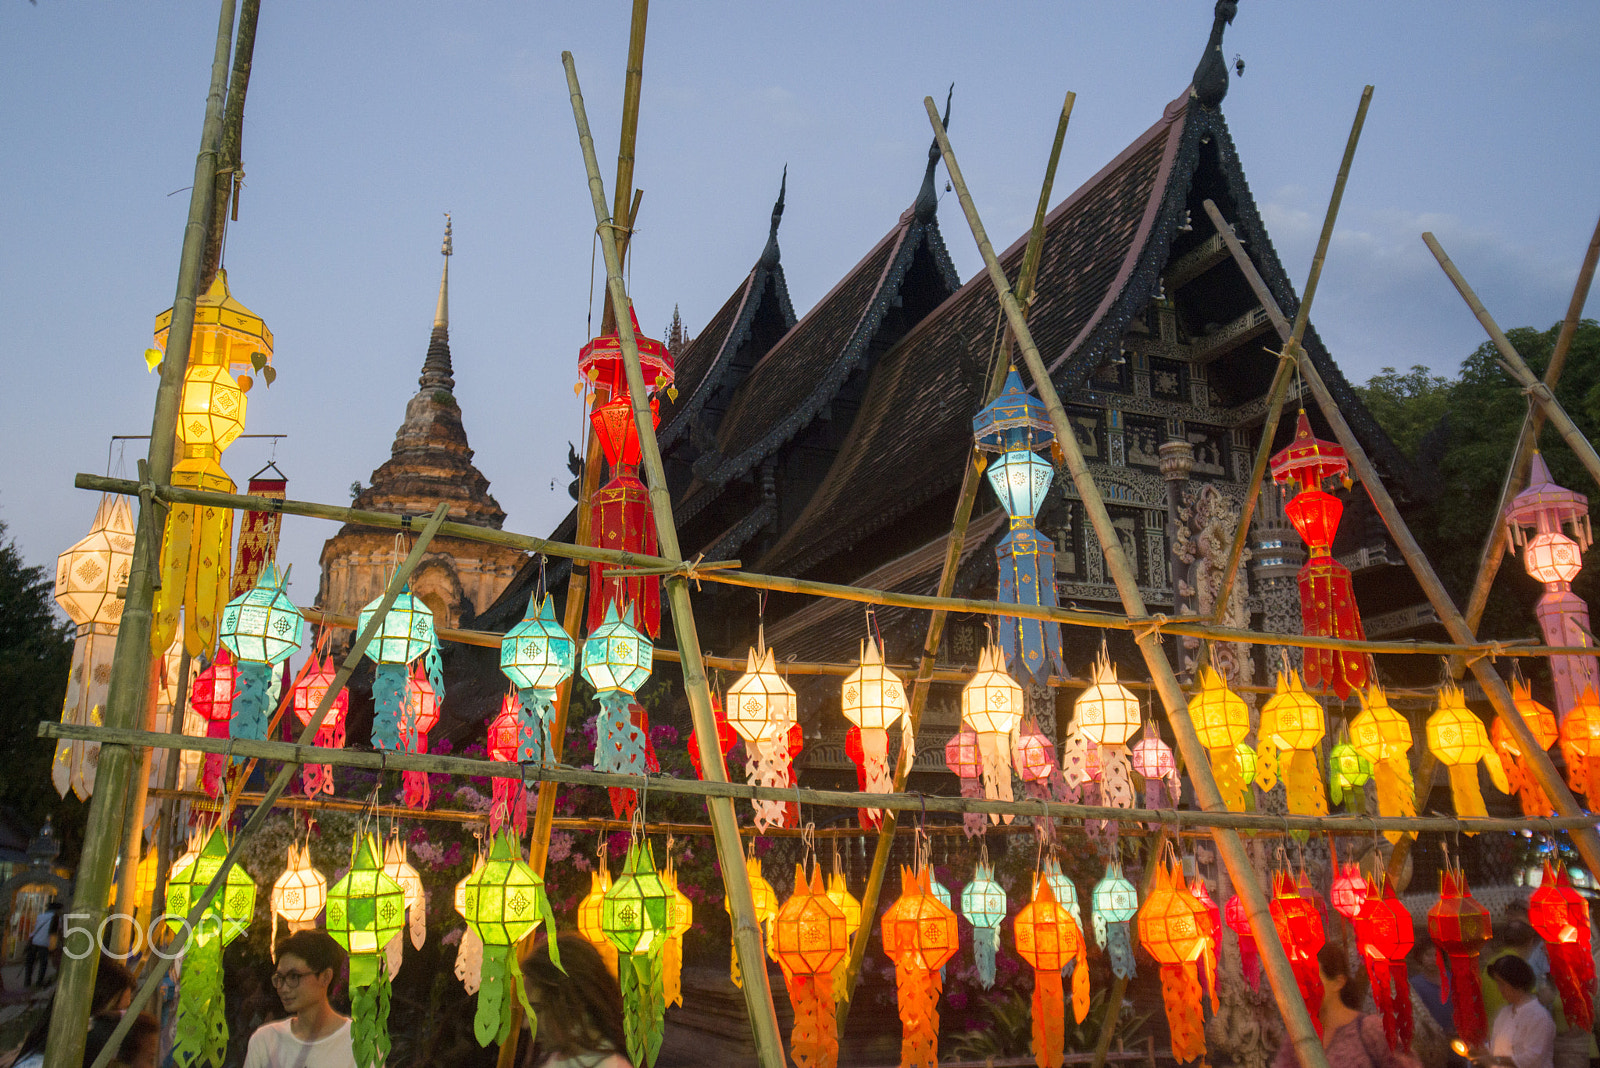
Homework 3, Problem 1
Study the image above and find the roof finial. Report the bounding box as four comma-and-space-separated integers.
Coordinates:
1190, 1, 1239, 109
758, 166, 787, 270
434, 213, 452, 330
914, 84, 953, 222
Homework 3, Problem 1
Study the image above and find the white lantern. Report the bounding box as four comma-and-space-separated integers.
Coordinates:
383, 836, 427, 951
842, 637, 910, 821
271, 843, 328, 934
726, 644, 800, 831
961, 644, 1024, 821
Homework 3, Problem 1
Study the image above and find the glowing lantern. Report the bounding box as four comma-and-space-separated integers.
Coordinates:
961, 861, 1006, 989
881, 866, 958, 1068
773, 865, 849, 1068
1189, 876, 1221, 1007
1190, 666, 1251, 811
1428, 865, 1493, 1045
1225, 894, 1261, 991
727, 643, 800, 830
486, 694, 529, 836
1329, 862, 1369, 922
359, 588, 441, 811
841, 637, 909, 828
1427, 684, 1509, 824
1070, 649, 1141, 834
1092, 861, 1139, 980
1351, 685, 1416, 843
189, 649, 238, 798
1013, 725, 1058, 786
1270, 411, 1368, 698
1267, 871, 1326, 1031
381, 836, 427, 957
1496, 678, 1558, 817
1015, 875, 1089, 1068
326, 834, 406, 966
1353, 874, 1415, 1051
271, 842, 327, 943
662, 856, 693, 1009
1328, 739, 1372, 813
950, 644, 1021, 825
602, 838, 672, 1067
1137, 859, 1208, 1064
461, 833, 558, 1047
582, 600, 654, 819
217, 562, 302, 742
688, 692, 738, 780
1253, 669, 1326, 820
826, 860, 862, 1001
725, 855, 780, 988
1559, 689, 1600, 803
577, 866, 619, 977
1528, 862, 1595, 1031
1131, 730, 1180, 808
292, 656, 348, 797
452, 853, 486, 995
498, 593, 574, 767
165, 826, 256, 1068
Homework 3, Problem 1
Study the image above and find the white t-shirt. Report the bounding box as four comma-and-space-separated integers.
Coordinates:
1491, 998, 1556, 1068
243, 1019, 355, 1068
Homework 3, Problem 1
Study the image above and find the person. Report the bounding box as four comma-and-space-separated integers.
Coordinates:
1483, 920, 1549, 1022
1272, 943, 1411, 1068
243, 931, 354, 1068
24, 903, 61, 988
1485, 954, 1556, 1068
521, 934, 631, 1068
82, 1013, 160, 1068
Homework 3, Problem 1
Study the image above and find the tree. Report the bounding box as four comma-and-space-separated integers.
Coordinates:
1352, 364, 1451, 460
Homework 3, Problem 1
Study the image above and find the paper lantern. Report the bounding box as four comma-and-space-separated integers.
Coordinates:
582, 600, 654, 818
688, 692, 738, 780
603, 838, 672, 1067
1013, 726, 1056, 783
1427, 684, 1509, 825
1016, 874, 1089, 1068
1328, 740, 1372, 813
1353, 873, 1415, 1051
1189, 876, 1221, 979
215, 562, 302, 742
660, 855, 693, 1009
1224, 894, 1261, 990
381, 837, 427, 954
1137, 860, 1208, 1063
826, 861, 862, 1002
725, 856, 780, 988
1329, 862, 1369, 922
577, 867, 620, 977
153, 268, 274, 376
1497, 678, 1559, 817
1529, 862, 1595, 1031
1131, 731, 1180, 808
841, 637, 909, 828
359, 588, 441, 792
957, 644, 1023, 822
727, 643, 800, 830
1351, 685, 1417, 843
1559, 689, 1600, 802
1269, 871, 1325, 1029
291, 655, 348, 797
1505, 454, 1598, 714
1428, 866, 1493, 1045
462, 833, 557, 1046
1253, 669, 1327, 821
1190, 666, 1251, 811
1270, 411, 1368, 697
485, 695, 529, 837
499, 594, 575, 766
1092, 861, 1139, 980
271, 842, 327, 939
326, 836, 405, 1068
960, 862, 1006, 989
166, 825, 256, 1068
1071, 649, 1140, 832
881, 866, 958, 1068
773, 865, 849, 1068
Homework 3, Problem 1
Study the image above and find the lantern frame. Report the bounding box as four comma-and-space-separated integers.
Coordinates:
961, 645, 1024, 737
500, 594, 577, 691
358, 589, 436, 665
725, 645, 797, 744
325, 836, 407, 957
219, 562, 304, 665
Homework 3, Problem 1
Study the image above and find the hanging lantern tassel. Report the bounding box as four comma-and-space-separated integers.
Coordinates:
1015, 875, 1089, 1068
1257, 669, 1328, 831
961, 861, 1007, 989
1092, 862, 1140, 981
774, 865, 849, 1068
1530, 862, 1596, 1031
1428, 684, 1509, 826
1428, 865, 1493, 1045
1137, 860, 1208, 1064
881, 866, 958, 1068
1353, 874, 1415, 1052
1270, 871, 1326, 1029
1558, 690, 1600, 804
453, 858, 486, 994
1224, 895, 1260, 990
1191, 666, 1252, 812
841, 637, 909, 828
582, 600, 654, 820
603, 838, 673, 1068
1351, 685, 1417, 843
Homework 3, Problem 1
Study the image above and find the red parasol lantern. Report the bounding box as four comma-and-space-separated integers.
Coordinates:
1353, 874, 1415, 1050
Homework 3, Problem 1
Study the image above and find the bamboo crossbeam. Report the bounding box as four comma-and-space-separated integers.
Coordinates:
927, 91, 1335, 1068
45, 720, 1598, 836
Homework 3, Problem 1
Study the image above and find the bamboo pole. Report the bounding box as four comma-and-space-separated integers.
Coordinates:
79, 505, 450, 1068
1089, 829, 1171, 1068
1423, 232, 1600, 490
200, 0, 259, 290
110, 666, 162, 954
926, 94, 1332, 1068
837, 92, 1075, 1031
564, 50, 787, 1068
42, 4, 238, 1065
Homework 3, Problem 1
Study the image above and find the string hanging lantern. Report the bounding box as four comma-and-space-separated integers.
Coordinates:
881, 864, 959, 1068
52, 494, 134, 801
578, 308, 675, 637
1042, 856, 1084, 936
190, 649, 238, 798
399, 663, 440, 809
1428, 863, 1493, 1045
1426, 684, 1509, 825
581, 600, 654, 820
1224, 894, 1260, 990
453, 852, 486, 995
1350, 685, 1417, 843
1137, 857, 1208, 1064
1015, 874, 1089, 1068
486, 694, 529, 836
688, 692, 738, 780
461, 832, 560, 1047
1252, 668, 1327, 822
291, 656, 348, 797
726, 641, 800, 831
218, 562, 303, 742
1329, 862, 1370, 923
773, 863, 850, 1068
1504, 454, 1598, 713
1188, 874, 1221, 1012
1529, 862, 1595, 1031
1328, 733, 1373, 814
1068, 648, 1141, 843
1497, 678, 1559, 817
1558, 689, 1600, 803
359, 586, 442, 809
1092, 861, 1140, 981
841, 636, 910, 829
326, 835, 407, 1068
1190, 666, 1252, 811
381, 834, 427, 960
961, 644, 1025, 823
725, 853, 780, 989
944, 727, 988, 838
1269, 870, 1326, 1030
602, 834, 673, 1068
166, 825, 257, 1068
1269, 411, 1368, 698
270, 842, 327, 950
499, 593, 575, 766
578, 864, 620, 978
961, 859, 1006, 989
662, 852, 693, 1009
1353, 873, 1414, 1051
826, 854, 862, 1003
1130, 727, 1180, 809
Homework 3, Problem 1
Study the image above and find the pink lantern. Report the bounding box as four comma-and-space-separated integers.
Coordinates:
1330, 863, 1369, 922
291, 656, 347, 797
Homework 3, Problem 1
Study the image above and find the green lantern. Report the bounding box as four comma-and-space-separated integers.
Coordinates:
1329, 741, 1373, 811
462, 833, 561, 1047
602, 839, 672, 1067
164, 826, 256, 1068
326, 836, 406, 1068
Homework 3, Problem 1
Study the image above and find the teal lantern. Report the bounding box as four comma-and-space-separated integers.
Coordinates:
358, 587, 441, 756
602, 838, 672, 1066
985, 449, 1055, 519
581, 600, 654, 786
1091, 861, 1139, 979
462, 833, 559, 1047
218, 562, 303, 741
499, 594, 575, 764
164, 826, 256, 1068
961, 861, 1007, 988
326, 835, 407, 1068
1043, 857, 1082, 930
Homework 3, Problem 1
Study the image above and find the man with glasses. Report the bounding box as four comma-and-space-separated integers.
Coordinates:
244, 931, 355, 1068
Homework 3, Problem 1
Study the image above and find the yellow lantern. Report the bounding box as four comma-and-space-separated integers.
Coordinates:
271, 842, 328, 940
1190, 666, 1251, 811
1427, 684, 1509, 826
842, 637, 910, 822
724, 855, 779, 989
961, 644, 1025, 818
382, 836, 427, 952
177, 365, 247, 455
1351, 685, 1416, 842
577, 867, 619, 977
1255, 669, 1327, 820
726, 643, 800, 830
826, 863, 862, 1002
154, 268, 274, 378
661, 853, 694, 1010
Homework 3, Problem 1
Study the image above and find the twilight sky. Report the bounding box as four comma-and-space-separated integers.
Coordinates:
2, 2, 1596, 613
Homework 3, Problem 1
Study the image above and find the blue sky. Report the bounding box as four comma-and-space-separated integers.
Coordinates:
2, 2, 1596, 609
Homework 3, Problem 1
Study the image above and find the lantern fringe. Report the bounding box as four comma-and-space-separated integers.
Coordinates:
302, 721, 345, 797
893, 958, 942, 1068
154, 460, 235, 657
1108, 922, 1136, 980
1160, 962, 1206, 1064
1372, 758, 1418, 843
372, 664, 406, 751
455, 926, 483, 994
1032, 968, 1065, 1068
973, 924, 999, 988
474, 946, 514, 1046
596, 692, 648, 818
172, 937, 226, 1068
784, 973, 839, 1068
1208, 746, 1250, 813
515, 687, 555, 764
621, 949, 666, 1068
350, 965, 393, 1068
228, 661, 271, 742
1284, 749, 1329, 829
976, 732, 1016, 820
745, 737, 794, 833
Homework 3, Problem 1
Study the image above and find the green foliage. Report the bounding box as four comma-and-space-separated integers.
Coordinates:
1352, 365, 1451, 460
946, 986, 1151, 1061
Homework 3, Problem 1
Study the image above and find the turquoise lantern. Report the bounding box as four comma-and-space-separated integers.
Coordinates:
1091, 861, 1139, 979
499, 594, 576, 764
358, 587, 441, 754
961, 860, 1007, 988
581, 600, 653, 785
218, 562, 303, 740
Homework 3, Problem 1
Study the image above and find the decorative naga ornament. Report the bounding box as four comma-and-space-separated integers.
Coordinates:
773, 864, 849, 1068
152, 270, 270, 656
960, 644, 1024, 823
359, 585, 441, 771
1092, 861, 1139, 980
166, 826, 257, 1068
579, 308, 675, 638
1328, 733, 1373, 814
688, 692, 737, 780
190, 649, 238, 797
1253, 669, 1327, 822
577, 865, 619, 978
462, 832, 559, 1047
1130, 728, 1180, 809
326, 836, 406, 1068
826, 856, 862, 1001
52, 494, 134, 800
487, 696, 529, 836
1015, 875, 1089, 1068
291, 656, 348, 797
1350, 685, 1416, 843
1353, 874, 1414, 1051
1269, 871, 1326, 1030
602, 836, 673, 1068
499, 593, 575, 766
1428, 864, 1493, 1045
1495, 680, 1558, 817
581, 600, 654, 819
725, 854, 780, 989
1137, 858, 1208, 1064
973, 370, 1066, 684
961, 860, 1006, 988
399, 664, 440, 809
228, 468, 287, 597
1505, 454, 1598, 712
270, 842, 327, 947
1069, 649, 1141, 843
726, 641, 800, 831
881, 865, 959, 1068
1427, 684, 1509, 825
218, 562, 303, 742
1269, 411, 1368, 697
841, 636, 909, 828
1329, 862, 1369, 922
1190, 666, 1251, 811
1529, 862, 1595, 1031
1224, 894, 1260, 990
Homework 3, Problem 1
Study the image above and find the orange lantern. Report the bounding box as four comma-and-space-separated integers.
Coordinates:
881, 866, 957, 1068
1559, 688, 1600, 803
773, 865, 849, 1068
1137, 859, 1208, 1064
1015, 875, 1089, 1068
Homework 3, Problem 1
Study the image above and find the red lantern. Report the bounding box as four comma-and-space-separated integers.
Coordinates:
191, 649, 237, 797
688, 693, 738, 781
1428, 866, 1493, 1045
1330, 862, 1369, 922
1269, 871, 1326, 1030
486, 694, 527, 838
291, 655, 347, 797
1529, 863, 1595, 1030
1354, 874, 1415, 1051
399, 662, 437, 810
1224, 894, 1260, 990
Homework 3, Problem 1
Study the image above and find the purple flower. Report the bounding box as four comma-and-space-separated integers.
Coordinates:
650, 724, 680, 748
572, 855, 590, 872
548, 832, 574, 865
607, 831, 630, 856
441, 928, 462, 946
947, 991, 969, 1011
434, 737, 454, 755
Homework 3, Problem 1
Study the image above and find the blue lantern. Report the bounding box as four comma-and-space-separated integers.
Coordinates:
1092, 861, 1140, 979
581, 600, 653, 783
358, 587, 441, 752
961, 861, 1007, 988
499, 594, 576, 764
218, 563, 303, 741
